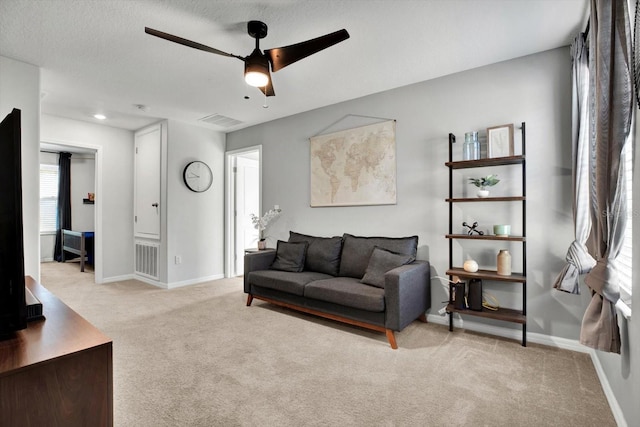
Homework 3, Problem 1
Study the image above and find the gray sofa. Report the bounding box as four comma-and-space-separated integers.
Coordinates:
244, 232, 431, 349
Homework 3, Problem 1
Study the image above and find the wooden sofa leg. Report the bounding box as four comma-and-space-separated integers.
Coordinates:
246, 294, 253, 306
419, 313, 427, 323
386, 329, 398, 350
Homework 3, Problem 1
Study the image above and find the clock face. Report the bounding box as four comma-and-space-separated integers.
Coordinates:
183, 161, 213, 193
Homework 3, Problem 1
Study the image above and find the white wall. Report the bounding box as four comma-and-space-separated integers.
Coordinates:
41, 114, 134, 282
71, 155, 96, 231
165, 120, 226, 286
0, 56, 41, 280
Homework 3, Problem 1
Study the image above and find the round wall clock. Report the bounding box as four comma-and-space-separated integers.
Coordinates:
183, 161, 213, 193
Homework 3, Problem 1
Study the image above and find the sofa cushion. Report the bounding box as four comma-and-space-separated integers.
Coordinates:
338, 234, 418, 279
361, 247, 414, 288
304, 277, 385, 312
248, 270, 333, 296
270, 240, 308, 272
288, 231, 343, 276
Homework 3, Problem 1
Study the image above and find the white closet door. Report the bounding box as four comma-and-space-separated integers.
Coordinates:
134, 124, 161, 239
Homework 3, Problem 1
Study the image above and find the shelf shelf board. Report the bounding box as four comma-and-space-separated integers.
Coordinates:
446, 234, 526, 242
446, 268, 526, 282
446, 196, 525, 203
445, 155, 525, 169
446, 303, 526, 324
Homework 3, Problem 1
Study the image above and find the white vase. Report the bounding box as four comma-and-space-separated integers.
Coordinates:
477, 189, 489, 198
463, 259, 479, 273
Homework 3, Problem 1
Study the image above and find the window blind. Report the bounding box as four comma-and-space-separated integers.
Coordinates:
40, 164, 59, 233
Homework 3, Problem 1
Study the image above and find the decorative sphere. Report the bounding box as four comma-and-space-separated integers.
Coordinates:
463, 259, 479, 273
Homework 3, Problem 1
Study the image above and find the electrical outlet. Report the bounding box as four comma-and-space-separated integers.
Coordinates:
175, 255, 182, 265
438, 307, 447, 316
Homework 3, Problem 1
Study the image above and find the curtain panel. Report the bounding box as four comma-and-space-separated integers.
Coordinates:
580, 0, 633, 353
553, 33, 596, 294
53, 152, 72, 262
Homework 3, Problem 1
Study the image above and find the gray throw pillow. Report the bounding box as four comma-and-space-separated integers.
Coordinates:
288, 231, 343, 276
270, 240, 308, 272
339, 234, 418, 279
361, 247, 414, 288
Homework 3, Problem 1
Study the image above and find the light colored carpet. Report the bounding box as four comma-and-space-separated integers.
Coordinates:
41, 262, 616, 427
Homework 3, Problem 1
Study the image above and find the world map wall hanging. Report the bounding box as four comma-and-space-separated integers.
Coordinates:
309, 120, 397, 207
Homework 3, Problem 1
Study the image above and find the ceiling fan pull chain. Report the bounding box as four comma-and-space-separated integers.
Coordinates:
263, 92, 269, 109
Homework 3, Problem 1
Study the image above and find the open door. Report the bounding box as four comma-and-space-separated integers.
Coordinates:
225, 146, 261, 277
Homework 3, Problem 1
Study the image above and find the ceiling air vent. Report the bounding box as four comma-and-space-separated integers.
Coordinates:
199, 113, 243, 128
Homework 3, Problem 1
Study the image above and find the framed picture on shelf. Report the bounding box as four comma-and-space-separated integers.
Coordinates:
487, 124, 514, 158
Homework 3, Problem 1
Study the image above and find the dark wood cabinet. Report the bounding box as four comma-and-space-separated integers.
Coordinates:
0, 277, 113, 426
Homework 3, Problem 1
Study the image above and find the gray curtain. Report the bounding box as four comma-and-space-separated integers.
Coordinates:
54, 152, 72, 262
553, 33, 596, 294
580, 0, 633, 353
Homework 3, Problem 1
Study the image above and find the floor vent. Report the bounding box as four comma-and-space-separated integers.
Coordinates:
198, 113, 243, 128
135, 241, 159, 280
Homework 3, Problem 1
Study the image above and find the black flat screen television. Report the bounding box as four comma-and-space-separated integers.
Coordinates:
0, 108, 27, 338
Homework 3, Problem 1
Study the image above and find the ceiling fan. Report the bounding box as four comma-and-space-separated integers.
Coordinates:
144, 21, 350, 97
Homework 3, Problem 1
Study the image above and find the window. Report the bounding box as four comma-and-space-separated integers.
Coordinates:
40, 164, 59, 234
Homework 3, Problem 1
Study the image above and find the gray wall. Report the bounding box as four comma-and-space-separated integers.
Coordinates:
227, 47, 592, 339
227, 46, 637, 425
0, 55, 41, 280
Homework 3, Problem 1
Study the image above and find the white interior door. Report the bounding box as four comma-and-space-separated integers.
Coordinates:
234, 155, 260, 275
134, 125, 161, 239
225, 146, 261, 278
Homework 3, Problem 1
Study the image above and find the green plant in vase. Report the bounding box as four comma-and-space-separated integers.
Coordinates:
468, 174, 500, 198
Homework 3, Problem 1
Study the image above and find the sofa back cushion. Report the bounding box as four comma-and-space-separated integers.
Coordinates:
288, 231, 343, 276
339, 234, 418, 279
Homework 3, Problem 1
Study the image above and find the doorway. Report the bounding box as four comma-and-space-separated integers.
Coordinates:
39, 141, 103, 283
225, 146, 261, 277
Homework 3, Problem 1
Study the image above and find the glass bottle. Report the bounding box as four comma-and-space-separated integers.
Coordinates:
463, 133, 473, 160
463, 131, 480, 160
471, 132, 480, 160
497, 249, 511, 276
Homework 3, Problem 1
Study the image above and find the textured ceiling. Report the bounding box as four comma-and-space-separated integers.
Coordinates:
0, 0, 588, 132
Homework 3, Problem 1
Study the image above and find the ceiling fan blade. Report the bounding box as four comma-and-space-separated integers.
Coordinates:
265, 29, 349, 72
144, 27, 244, 60
258, 71, 275, 97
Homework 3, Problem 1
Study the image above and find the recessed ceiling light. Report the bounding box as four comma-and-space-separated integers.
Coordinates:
93, 114, 107, 120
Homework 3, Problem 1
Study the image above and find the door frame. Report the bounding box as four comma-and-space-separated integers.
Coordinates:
39, 138, 103, 283
224, 145, 262, 278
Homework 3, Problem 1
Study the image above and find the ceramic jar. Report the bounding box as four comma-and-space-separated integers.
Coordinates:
497, 249, 511, 276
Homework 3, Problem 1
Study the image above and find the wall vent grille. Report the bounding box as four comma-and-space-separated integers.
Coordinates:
135, 241, 159, 280
198, 113, 243, 128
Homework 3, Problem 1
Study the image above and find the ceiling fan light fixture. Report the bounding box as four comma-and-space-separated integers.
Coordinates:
245, 70, 269, 87
244, 49, 270, 87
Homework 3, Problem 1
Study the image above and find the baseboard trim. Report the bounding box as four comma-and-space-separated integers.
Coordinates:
101, 274, 134, 284
426, 312, 627, 427
166, 274, 225, 289
589, 351, 628, 427
130, 274, 227, 289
